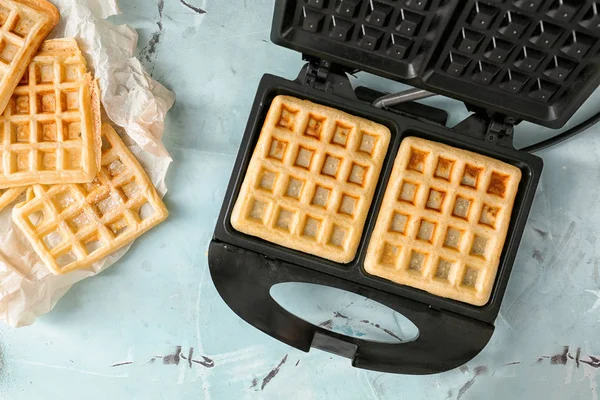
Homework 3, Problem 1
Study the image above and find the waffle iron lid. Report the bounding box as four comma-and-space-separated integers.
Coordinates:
271, 0, 600, 129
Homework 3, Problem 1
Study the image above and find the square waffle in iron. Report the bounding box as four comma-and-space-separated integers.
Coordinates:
231, 95, 391, 263
0, 0, 59, 115
0, 38, 101, 189
0, 185, 22, 210
364, 137, 521, 306
12, 124, 168, 275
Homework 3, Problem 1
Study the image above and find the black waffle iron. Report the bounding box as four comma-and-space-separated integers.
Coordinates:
209, 0, 600, 374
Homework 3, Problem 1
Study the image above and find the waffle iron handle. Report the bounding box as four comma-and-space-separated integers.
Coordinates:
208, 241, 494, 374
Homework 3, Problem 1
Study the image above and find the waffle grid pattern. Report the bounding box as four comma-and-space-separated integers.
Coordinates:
231, 95, 390, 264
0, 0, 58, 113
433, 0, 600, 106
364, 137, 521, 306
0, 39, 99, 188
12, 124, 168, 275
275, 0, 600, 126
290, 0, 457, 76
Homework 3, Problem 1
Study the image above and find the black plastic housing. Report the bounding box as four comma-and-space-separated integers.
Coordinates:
272, 0, 600, 128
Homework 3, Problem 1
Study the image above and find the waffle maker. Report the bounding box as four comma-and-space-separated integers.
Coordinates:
209, 0, 600, 374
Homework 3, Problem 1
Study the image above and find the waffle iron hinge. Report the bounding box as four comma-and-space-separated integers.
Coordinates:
453, 108, 520, 149
299, 55, 357, 100
486, 117, 515, 145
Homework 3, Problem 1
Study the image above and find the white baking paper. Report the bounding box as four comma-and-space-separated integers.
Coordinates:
0, 0, 175, 327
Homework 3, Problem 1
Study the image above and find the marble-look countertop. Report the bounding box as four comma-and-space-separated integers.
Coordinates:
1, 1, 600, 399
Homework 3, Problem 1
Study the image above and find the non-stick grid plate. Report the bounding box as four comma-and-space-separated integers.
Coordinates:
272, 0, 600, 128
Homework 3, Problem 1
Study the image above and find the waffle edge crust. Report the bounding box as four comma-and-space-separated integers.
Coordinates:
364, 136, 522, 306
12, 124, 168, 275
231, 95, 391, 264
0, 185, 23, 210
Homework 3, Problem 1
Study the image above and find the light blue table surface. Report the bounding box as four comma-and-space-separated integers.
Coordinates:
2, 1, 600, 399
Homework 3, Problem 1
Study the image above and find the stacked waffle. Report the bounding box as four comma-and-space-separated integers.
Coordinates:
0, 0, 168, 275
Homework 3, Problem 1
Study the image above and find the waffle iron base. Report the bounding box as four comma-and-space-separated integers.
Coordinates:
209, 72, 542, 374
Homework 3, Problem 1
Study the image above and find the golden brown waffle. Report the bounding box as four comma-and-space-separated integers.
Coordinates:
0, 185, 22, 210
364, 137, 521, 306
0, 0, 59, 115
231, 95, 390, 263
0, 38, 101, 189
12, 124, 168, 275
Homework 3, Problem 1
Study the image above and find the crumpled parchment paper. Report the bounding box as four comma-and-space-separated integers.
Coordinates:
0, 0, 175, 327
